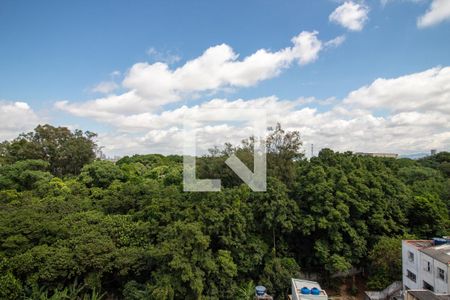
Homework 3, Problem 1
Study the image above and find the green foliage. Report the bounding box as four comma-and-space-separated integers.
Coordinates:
148, 221, 238, 299
197, 123, 303, 189
419, 152, 450, 177
24, 282, 105, 300
408, 195, 448, 237
0, 126, 449, 299
367, 236, 405, 290
123, 280, 153, 300
0, 159, 51, 191
261, 256, 300, 299
398, 166, 441, 184
0, 271, 24, 299
251, 177, 299, 254
235, 280, 255, 300
293, 149, 414, 275
79, 160, 125, 188
1, 124, 97, 176
266, 123, 303, 187
0, 189, 20, 204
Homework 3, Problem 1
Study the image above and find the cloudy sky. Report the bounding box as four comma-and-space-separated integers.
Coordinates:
1, 0, 450, 157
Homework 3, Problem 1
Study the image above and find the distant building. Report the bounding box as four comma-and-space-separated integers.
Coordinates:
289, 279, 328, 300
402, 239, 450, 294
355, 152, 399, 158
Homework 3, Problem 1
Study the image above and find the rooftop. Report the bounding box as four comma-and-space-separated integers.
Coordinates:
291, 278, 327, 300
408, 290, 450, 300
405, 240, 434, 249
420, 244, 450, 264
404, 239, 450, 264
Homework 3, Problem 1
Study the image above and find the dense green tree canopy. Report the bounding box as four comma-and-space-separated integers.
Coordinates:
0, 126, 449, 299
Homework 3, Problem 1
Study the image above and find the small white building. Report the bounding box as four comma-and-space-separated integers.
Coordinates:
402, 240, 450, 294
290, 279, 328, 300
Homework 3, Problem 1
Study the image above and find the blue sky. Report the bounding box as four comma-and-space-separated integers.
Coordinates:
1, 0, 450, 156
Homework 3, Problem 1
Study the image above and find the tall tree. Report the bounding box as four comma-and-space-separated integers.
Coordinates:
1, 124, 97, 176
266, 123, 303, 188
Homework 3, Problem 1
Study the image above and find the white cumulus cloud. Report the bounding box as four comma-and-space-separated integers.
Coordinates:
67, 66, 450, 157
417, 0, 450, 28
325, 35, 347, 48
0, 101, 42, 141
57, 31, 329, 117
343, 66, 450, 113
90, 81, 119, 94
147, 47, 181, 64
329, 1, 370, 31
122, 31, 323, 107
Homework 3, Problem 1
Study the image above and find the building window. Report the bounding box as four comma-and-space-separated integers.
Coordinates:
425, 261, 431, 272
407, 270, 417, 282
408, 251, 414, 262
438, 268, 445, 281
423, 281, 434, 292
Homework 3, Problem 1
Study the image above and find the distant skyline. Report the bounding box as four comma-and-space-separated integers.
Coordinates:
1, 0, 450, 156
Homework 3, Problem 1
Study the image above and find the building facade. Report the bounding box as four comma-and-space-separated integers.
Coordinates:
402, 240, 450, 294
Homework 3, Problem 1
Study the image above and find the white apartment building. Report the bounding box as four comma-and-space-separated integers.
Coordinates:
402, 240, 450, 294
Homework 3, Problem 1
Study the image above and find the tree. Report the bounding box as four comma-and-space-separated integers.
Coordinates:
197, 124, 303, 189
0, 255, 24, 300
1, 124, 97, 176
2, 123, 450, 299
148, 221, 238, 299
292, 149, 411, 276
251, 177, 299, 255
0, 159, 52, 191
0, 272, 23, 300
261, 256, 300, 299
266, 123, 303, 187
439, 162, 450, 177
419, 152, 450, 178
407, 195, 448, 238
79, 160, 125, 189
367, 236, 407, 290
235, 280, 255, 300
